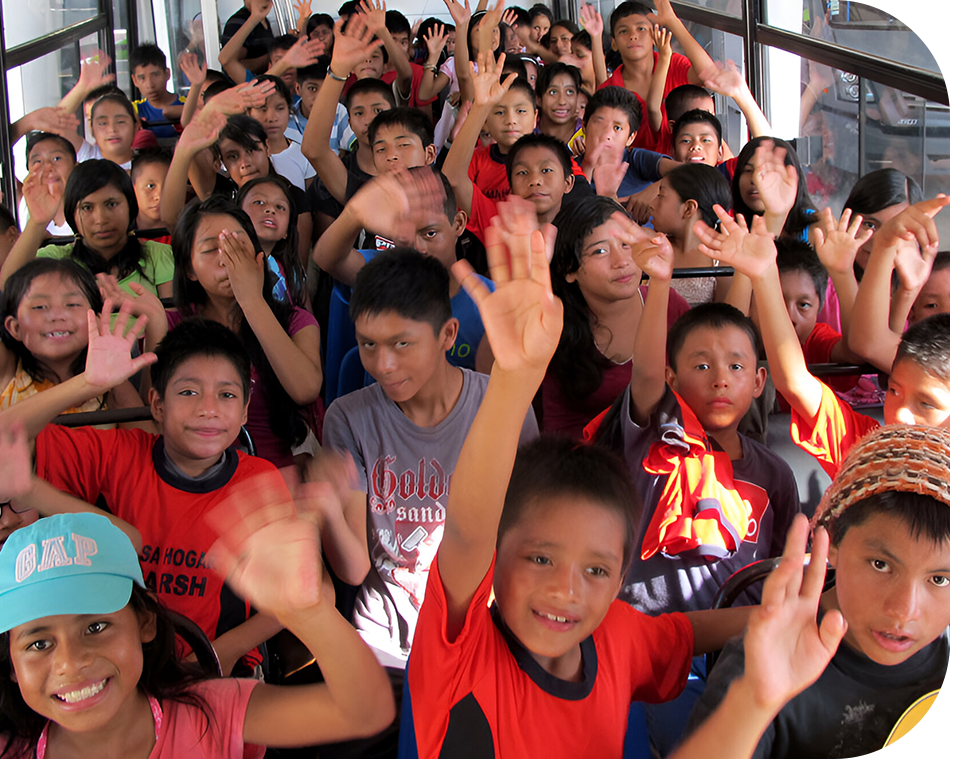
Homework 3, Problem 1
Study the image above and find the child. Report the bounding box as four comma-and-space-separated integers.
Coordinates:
131, 149, 172, 240
323, 248, 537, 671
81, 93, 139, 169
693, 202, 949, 479
220, 0, 276, 75
20, 133, 77, 235
1, 160, 174, 301
249, 76, 316, 191
406, 195, 817, 758
130, 44, 185, 140
909, 251, 949, 325
0, 502, 394, 757
287, 61, 357, 158
646, 24, 673, 136
536, 62, 583, 145
685, 423, 949, 757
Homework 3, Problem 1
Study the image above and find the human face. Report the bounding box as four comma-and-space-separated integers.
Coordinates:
353, 48, 384, 80
672, 122, 723, 165
548, 25, 575, 57
250, 92, 290, 142
403, 208, 466, 268
9, 606, 156, 740
4, 274, 91, 376
612, 14, 653, 60
530, 16, 550, 43
295, 78, 323, 116
309, 24, 334, 52
0, 500, 39, 548
446, 30, 457, 56
509, 146, 573, 221
648, 177, 689, 237
151, 354, 249, 475
883, 358, 950, 428
909, 268, 949, 325
853, 202, 910, 270
240, 182, 290, 251
575, 90, 588, 122
28, 139, 75, 188
584, 106, 636, 155
566, 219, 641, 306
188, 213, 254, 300
737, 161, 764, 212
218, 138, 270, 185
371, 124, 435, 174
503, 25, 521, 55
541, 73, 579, 128
348, 91, 393, 145
390, 31, 411, 56
354, 311, 456, 405
665, 324, 765, 439
485, 89, 537, 153
778, 270, 820, 345
493, 494, 626, 681
827, 512, 949, 666
132, 64, 170, 101
572, 42, 592, 61
74, 184, 131, 259
132, 161, 168, 226
522, 59, 539, 89
91, 103, 136, 163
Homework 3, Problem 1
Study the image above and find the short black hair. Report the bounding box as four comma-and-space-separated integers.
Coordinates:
367, 107, 434, 149
25, 132, 77, 166
90, 92, 137, 126
504, 76, 538, 109
203, 80, 233, 103
931, 251, 950, 274
672, 108, 723, 149
296, 60, 328, 85
572, 29, 593, 50
892, 312, 949, 383
307, 13, 334, 36
584, 85, 641, 136
528, 4, 553, 24
83, 84, 125, 106
828, 491, 949, 548
131, 147, 172, 180
536, 62, 582, 98
610, 2, 653, 36
665, 85, 715, 123
549, 19, 579, 36
150, 318, 251, 402
385, 10, 411, 37
775, 238, 827, 310
501, 57, 529, 82
498, 436, 641, 578
344, 77, 396, 110
269, 34, 298, 57
349, 248, 453, 334
338, 1, 360, 19
131, 43, 168, 71
666, 302, 760, 367
218, 114, 268, 154
506, 133, 574, 182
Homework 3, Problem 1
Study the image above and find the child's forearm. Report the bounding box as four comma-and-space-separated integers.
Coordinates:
646, 53, 671, 132
721, 269, 752, 315
655, 1, 713, 84
591, 33, 608, 88
312, 208, 365, 283
322, 490, 370, 585
734, 86, 773, 140
377, 29, 414, 94
180, 83, 203, 126
454, 22, 474, 103
3, 373, 111, 440
419, 68, 450, 101
442, 101, 490, 214
629, 277, 672, 425
0, 218, 47, 288
26, 477, 142, 549
162, 142, 197, 231
847, 242, 901, 373
828, 269, 858, 337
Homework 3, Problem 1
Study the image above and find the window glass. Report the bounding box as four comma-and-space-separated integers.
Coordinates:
2, 1, 99, 51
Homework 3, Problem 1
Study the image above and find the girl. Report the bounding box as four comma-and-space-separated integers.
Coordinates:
535, 62, 582, 145
237, 175, 306, 306
150, 197, 321, 474
248, 75, 316, 192
732, 137, 818, 241
0, 500, 394, 757
0, 260, 144, 413
648, 163, 738, 307
0, 160, 174, 302
81, 93, 138, 169
21, 133, 77, 236
543, 196, 689, 439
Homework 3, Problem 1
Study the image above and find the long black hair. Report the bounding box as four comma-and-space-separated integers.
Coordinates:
732, 137, 817, 239
843, 168, 922, 216
662, 163, 733, 232
171, 197, 307, 450
63, 159, 148, 282
0, 586, 212, 758
549, 196, 632, 404
0, 259, 102, 385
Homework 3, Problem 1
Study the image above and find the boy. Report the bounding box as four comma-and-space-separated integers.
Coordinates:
13, 317, 333, 672
130, 44, 185, 140
686, 423, 949, 757
469, 77, 538, 202
287, 60, 356, 157
220, 0, 275, 74
131, 148, 172, 239
910, 251, 949, 325
694, 200, 950, 480
323, 249, 537, 671
406, 195, 830, 758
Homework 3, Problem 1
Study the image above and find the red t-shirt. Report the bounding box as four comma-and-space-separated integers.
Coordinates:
35, 426, 292, 662
600, 53, 693, 153
409, 555, 694, 758
469, 144, 511, 202
344, 63, 436, 108
790, 379, 880, 479
466, 183, 500, 245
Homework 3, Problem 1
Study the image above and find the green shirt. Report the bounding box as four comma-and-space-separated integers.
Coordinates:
36, 240, 175, 298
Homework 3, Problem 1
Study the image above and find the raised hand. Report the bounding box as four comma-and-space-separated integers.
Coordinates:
330, 11, 384, 77
179, 49, 207, 86
22, 106, 80, 137
22, 169, 65, 225
579, 3, 604, 37
452, 196, 563, 375
424, 22, 449, 60
177, 106, 228, 153
694, 205, 778, 279
84, 297, 158, 392
206, 79, 277, 116
358, 0, 387, 31
250, 0, 274, 21
871, 194, 948, 260
501, 8, 518, 29
811, 207, 872, 278
218, 228, 266, 306
293, 0, 313, 23
652, 0, 677, 26
752, 139, 799, 220
470, 47, 514, 107
697, 58, 746, 100
609, 212, 674, 281
77, 50, 115, 94
279, 35, 327, 69
444, 0, 473, 28
652, 24, 672, 56
591, 142, 629, 198
741, 514, 846, 712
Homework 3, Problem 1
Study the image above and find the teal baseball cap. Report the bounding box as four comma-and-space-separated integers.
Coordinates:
0, 513, 144, 634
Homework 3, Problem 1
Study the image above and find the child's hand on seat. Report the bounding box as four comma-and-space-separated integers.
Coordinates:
694, 205, 777, 280
740, 513, 846, 714
811, 207, 872, 278
452, 196, 563, 376
609, 212, 674, 281
83, 297, 158, 393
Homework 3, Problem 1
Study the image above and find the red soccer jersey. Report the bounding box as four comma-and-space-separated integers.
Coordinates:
600, 53, 692, 153
35, 426, 292, 660
468, 144, 511, 202
409, 556, 694, 758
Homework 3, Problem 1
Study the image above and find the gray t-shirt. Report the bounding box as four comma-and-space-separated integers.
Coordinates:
323, 368, 539, 666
